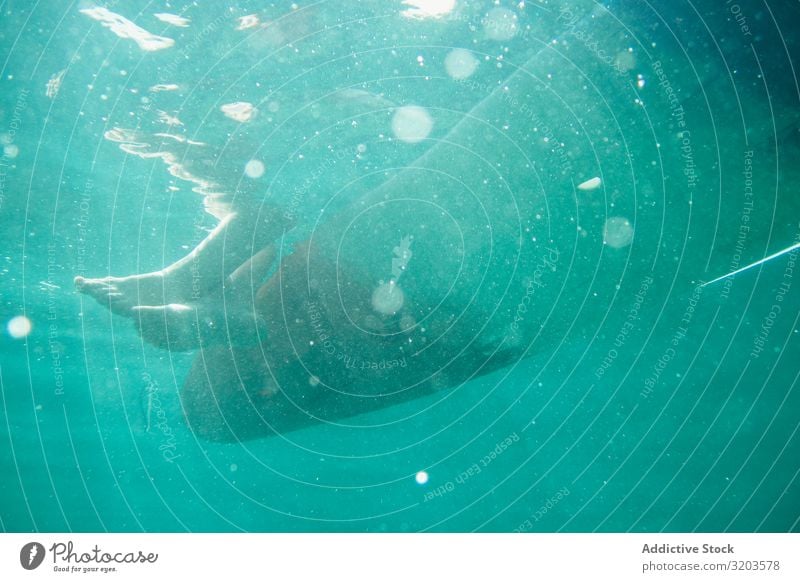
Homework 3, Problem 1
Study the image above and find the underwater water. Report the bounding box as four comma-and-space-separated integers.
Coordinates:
0, 0, 798, 532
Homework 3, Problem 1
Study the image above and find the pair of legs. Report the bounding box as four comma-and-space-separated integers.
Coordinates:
75, 212, 439, 441
75, 11, 622, 439
75, 204, 288, 350
74, 183, 488, 441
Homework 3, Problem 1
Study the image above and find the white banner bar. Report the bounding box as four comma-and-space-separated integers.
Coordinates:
1, 534, 797, 581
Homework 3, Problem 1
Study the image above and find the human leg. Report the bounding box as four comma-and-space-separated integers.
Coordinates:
75, 203, 289, 316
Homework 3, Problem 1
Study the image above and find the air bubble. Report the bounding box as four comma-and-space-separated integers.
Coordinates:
603, 217, 634, 248
391, 105, 433, 144
372, 281, 405, 315
7, 315, 32, 339
244, 159, 265, 179
444, 49, 478, 80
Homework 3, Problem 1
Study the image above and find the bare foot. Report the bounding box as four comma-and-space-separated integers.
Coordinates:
79, 243, 278, 349
75, 242, 278, 318
74, 271, 196, 317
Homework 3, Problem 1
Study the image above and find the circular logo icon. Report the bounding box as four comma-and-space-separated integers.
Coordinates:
20, 542, 46, 570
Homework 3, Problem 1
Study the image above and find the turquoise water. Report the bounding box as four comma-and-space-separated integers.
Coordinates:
1, 0, 799, 532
